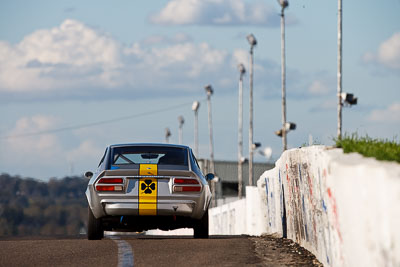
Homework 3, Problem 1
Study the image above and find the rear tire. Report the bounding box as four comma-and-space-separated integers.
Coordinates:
193, 210, 209, 238
87, 207, 103, 240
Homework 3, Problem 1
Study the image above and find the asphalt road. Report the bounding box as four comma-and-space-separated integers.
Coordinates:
0, 235, 321, 267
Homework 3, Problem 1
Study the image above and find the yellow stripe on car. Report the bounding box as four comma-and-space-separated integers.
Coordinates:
139, 164, 158, 176
139, 164, 158, 215
139, 178, 158, 215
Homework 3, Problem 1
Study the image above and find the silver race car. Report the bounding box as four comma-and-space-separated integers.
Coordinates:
85, 143, 214, 240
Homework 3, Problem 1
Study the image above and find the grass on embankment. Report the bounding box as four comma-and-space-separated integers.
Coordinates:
334, 134, 400, 163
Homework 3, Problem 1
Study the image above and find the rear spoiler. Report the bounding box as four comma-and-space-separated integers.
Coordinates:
102, 169, 196, 178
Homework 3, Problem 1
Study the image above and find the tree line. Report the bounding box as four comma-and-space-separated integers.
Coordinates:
0, 173, 88, 237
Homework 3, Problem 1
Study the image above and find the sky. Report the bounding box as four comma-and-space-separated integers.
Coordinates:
0, 0, 399, 180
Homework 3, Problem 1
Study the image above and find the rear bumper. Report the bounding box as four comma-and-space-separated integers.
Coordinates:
103, 200, 196, 217
86, 171, 213, 222
86, 185, 211, 220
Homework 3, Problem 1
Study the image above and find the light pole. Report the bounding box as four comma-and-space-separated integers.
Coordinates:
178, 116, 184, 144
238, 63, 245, 198
337, 0, 343, 139
165, 127, 171, 143
247, 33, 257, 186
205, 85, 215, 173
192, 101, 200, 157
279, 0, 289, 151
205, 84, 215, 206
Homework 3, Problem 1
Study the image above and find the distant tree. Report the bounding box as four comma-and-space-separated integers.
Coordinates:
0, 173, 88, 237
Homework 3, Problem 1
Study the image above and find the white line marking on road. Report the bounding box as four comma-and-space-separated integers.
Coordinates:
109, 236, 134, 267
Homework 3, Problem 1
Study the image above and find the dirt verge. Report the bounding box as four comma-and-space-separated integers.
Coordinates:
251, 234, 323, 266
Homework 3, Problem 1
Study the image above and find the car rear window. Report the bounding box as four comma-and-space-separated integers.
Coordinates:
110, 146, 188, 167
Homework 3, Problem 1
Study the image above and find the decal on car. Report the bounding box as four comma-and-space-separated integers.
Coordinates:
139, 164, 158, 215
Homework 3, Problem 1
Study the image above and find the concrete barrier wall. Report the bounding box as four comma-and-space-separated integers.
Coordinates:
209, 146, 400, 267
209, 187, 268, 236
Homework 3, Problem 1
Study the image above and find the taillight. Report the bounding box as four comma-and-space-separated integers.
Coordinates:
96, 177, 124, 192
96, 185, 123, 191
98, 178, 123, 184
173, 186, 201, 192
174, 178, 199, 185
173, 178, 201, 192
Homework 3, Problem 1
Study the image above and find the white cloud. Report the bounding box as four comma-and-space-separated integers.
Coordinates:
5, 115, 62, 162
122, 41, 231, 91
231, 48, 275, 75
363, 32, 400, 70
66, 140, 103, 163
308, 80, 332, 95
141, 33, 193, 46
150, 0, 279, 26
0, 20, 123, 92
0, 19, 289, 102
368, 103, 400, 122
0, 19, 244, 100
232, 49, 249, 69
20, 19, 120, 67
139, 42, 228, 77
2, 115, 106, 177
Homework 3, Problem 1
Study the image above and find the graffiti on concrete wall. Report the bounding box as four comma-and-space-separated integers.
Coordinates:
260, 153, 344, 267
256, 146, 400, 267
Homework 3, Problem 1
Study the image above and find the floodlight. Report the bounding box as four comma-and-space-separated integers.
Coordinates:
178, 116, 185, 126
279, 0, 289, 8
275, 129, 283, 137
238, 63, 246, 75
275, 122, 296, 137
284, 122, 296, 131
259, 147, 272, 160
192, 101, 200, 112
341, 92, 358, 106
251, 142, 262, 150
165, 128, 171, 137
247, 34, 257, 46
205, 84, 214, 96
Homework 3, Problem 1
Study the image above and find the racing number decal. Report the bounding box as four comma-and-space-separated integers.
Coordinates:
139, 164, 158, 215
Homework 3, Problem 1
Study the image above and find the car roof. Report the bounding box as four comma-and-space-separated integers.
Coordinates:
108, 143, 190, 150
